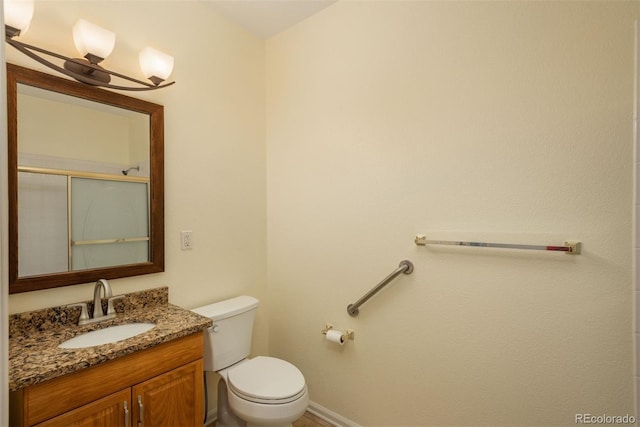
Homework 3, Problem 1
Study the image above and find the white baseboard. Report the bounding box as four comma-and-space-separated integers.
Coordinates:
308, 401, 361, 427
203, 400, 358, 427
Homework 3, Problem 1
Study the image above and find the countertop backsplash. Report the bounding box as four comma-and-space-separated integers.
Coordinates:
9, 286, 169, 337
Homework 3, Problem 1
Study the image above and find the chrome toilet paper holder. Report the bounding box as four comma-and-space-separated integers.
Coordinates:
321, 323, 355, 341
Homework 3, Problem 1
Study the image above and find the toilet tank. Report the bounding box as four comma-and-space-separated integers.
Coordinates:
192, 295, 259, 371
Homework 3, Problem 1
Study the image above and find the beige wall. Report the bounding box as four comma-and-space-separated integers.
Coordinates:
266, 1, 638, 425
5, 0, 640, 425
7, 0, 267, 318
5, 0, 268, 414
18, 93, 135, 165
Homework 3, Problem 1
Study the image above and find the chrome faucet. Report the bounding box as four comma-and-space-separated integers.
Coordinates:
93, 279, 113, 319
67, 279, 124, 326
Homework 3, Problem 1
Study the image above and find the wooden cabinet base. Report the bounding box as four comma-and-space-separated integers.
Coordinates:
10, 333, 204, 427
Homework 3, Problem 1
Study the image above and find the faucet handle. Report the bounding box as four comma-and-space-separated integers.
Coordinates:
107, 295, 125, 316
67, 303, 89, 325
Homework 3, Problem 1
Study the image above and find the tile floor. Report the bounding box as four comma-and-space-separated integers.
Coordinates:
208, 411, 335, 427
293, 411, 335, 427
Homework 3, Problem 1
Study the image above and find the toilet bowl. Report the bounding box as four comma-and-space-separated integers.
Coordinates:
220, 356, 308, 427
192, 296, 309, 427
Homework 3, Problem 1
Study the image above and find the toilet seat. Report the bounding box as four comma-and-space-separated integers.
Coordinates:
228, 356, 307, 404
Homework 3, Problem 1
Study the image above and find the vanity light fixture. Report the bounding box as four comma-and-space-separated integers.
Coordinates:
3, 0, 175, 91
4, 0, 33, 38
139, 46, 175, 87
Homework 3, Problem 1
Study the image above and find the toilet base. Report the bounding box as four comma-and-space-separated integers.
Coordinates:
216, 376, 308, 427
217, 378, 247, 427
227, 382, 308, 427
215, 378, 296, 427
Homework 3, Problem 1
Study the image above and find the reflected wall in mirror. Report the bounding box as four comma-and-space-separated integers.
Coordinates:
7, 64, 165, 293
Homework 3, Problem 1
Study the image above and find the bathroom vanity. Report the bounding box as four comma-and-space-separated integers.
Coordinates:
8, 287, 212, 427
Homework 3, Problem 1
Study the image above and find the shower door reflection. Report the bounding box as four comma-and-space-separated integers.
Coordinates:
71, 177, 149, 270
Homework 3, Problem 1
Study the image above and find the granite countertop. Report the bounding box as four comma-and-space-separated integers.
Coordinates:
8, 286, 212, 391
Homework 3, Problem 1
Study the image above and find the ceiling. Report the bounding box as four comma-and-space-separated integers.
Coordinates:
202, 0, 336, 39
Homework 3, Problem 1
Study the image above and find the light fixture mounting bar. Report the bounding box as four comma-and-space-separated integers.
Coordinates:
5, 25, 21, 38
5, 33, 175, 91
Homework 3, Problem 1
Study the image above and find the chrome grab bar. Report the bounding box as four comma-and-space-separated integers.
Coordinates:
347, 260, 414, 317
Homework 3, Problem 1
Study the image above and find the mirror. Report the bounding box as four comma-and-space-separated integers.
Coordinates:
7, 63, 165, 293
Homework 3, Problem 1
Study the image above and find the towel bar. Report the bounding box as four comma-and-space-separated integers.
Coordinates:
414, 235, 581, 254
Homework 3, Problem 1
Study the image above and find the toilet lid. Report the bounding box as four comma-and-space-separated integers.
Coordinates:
228, 356, 306, 404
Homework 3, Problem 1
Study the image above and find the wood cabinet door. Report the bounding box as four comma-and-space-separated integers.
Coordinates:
34, 388, 131, 427
132, 360, 203, 427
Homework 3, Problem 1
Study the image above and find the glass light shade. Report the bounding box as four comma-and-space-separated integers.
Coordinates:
72, 19, 116, 60
139, 47, 174, 80
4, 0, 34, 33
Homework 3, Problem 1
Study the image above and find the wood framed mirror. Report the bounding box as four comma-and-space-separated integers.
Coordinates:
7, 63, 165, 294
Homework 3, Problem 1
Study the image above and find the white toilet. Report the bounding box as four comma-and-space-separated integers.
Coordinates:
192, 296, 309, 427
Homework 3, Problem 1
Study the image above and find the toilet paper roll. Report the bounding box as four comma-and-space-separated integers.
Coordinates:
325, 329, 346, 345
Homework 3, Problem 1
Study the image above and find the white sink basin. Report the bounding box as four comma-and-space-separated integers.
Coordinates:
58, 322, 156, 349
